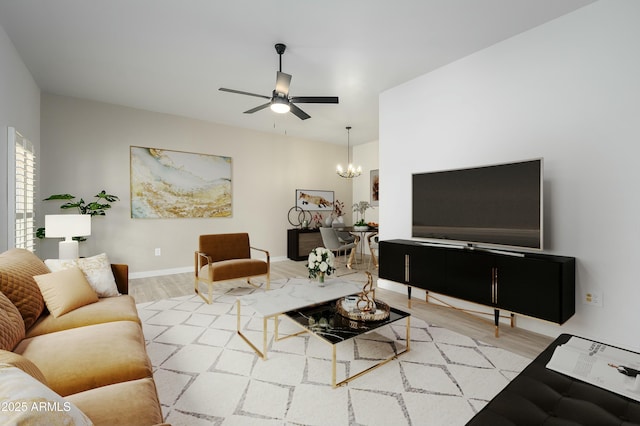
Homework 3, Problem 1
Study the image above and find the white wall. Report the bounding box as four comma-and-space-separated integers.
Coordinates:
0, 24, 40, 252
39, 93, 353, 274
353, 140, 379, 254
379, 0, 640, 350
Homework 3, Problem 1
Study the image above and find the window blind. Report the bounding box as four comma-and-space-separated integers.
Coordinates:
8, 127, 37, 252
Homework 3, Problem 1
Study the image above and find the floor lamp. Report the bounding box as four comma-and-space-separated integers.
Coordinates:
45, 214, 91, 259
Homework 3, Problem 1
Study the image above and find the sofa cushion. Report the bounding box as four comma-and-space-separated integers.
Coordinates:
0, 291, 25, 351
0, 350, 47, 385
0, 363, 93, 426
26, 294, 140, 338
204, 258, 269, 281
14, 320, 153, 397
0, 248, 48, 329
45, 253, 120, 297
66, 377, 163, 426
34, 267, 99, 318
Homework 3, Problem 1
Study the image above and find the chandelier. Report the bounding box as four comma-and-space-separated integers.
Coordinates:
336, 126, 362, 178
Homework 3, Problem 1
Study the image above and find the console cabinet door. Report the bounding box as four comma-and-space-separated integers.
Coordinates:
379, 242, 447, 291
379, 241, 412, 284
445, 251, 494, 305
496, 256, 564, 323
409, 246, 447, 293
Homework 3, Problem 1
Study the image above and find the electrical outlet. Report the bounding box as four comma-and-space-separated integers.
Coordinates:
154, 248, 161, 256
583, 289, 603, 307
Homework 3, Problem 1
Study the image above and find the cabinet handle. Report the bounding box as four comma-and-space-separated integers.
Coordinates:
493, 267, 499, 304
404, 254, 410, 282
491, 267, 495, 303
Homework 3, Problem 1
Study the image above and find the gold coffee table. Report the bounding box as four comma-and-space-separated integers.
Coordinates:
236, 278, 362, 360
284, 299, 410, 388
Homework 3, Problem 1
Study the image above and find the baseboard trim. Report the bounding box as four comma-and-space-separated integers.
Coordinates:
129, 256, 289, 279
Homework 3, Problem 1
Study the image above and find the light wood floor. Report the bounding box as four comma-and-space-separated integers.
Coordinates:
129, 258, 552, 360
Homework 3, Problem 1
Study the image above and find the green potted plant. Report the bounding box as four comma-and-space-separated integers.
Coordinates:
36, 190, 119, 241
352, 201, 372, 231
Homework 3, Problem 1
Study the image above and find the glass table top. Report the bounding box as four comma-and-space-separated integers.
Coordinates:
284, 298, 410, 345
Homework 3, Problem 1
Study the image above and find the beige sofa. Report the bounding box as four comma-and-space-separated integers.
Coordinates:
0, 248, 166, 425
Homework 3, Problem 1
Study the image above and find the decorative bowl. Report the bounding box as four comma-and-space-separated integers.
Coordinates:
336, 298, 390, 322
353, 225, 369, 231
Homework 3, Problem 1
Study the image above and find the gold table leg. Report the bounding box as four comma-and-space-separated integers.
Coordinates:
332, 346, 337, 388
332, 315, 411, 388
236, 300, 269, 359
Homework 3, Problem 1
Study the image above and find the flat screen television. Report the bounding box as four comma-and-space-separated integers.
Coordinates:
412, 159, 543, 251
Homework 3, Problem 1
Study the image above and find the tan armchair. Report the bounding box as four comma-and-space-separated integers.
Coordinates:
194, 233, 270, 304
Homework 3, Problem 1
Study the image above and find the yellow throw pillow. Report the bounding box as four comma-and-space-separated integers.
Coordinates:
33, 268, 98, 318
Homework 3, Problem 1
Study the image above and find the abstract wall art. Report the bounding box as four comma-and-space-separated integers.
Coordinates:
130, 146, 232, 218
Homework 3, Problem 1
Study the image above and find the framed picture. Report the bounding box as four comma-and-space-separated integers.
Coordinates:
130, 146, 232, 218
370, 169, 379, 206
295, 189, 334, 211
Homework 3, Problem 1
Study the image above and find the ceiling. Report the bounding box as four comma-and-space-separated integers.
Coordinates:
0, 0, 596, 146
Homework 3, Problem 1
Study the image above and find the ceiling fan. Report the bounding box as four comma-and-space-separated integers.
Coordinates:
219, 43, 339, 120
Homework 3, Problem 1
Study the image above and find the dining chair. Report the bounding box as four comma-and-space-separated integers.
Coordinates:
319, 227, 357, 269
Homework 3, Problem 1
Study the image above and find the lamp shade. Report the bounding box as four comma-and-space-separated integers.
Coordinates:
45, 214, 91, 239
45, 214, 91, 259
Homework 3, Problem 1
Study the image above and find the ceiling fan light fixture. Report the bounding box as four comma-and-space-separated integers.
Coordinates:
219, 43, 338, 120
270, 96, 290, 114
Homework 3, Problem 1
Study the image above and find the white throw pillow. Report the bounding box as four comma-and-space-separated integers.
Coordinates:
0, 363, 93, 425
45, 253, 120, 297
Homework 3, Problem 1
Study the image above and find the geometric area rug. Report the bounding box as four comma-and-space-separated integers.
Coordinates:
136, 278, 531, 426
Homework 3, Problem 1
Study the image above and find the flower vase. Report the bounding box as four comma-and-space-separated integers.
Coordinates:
318, 272, 325, 286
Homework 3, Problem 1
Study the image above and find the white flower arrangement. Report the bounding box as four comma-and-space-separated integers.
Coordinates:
307, 247, 336, 280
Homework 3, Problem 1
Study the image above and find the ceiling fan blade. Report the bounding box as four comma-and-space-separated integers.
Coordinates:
290, 103, 311, 120
219, 87, 271, 100
290, 96, 339, 104
244, 102, 272, 114
275, 71, 291, 96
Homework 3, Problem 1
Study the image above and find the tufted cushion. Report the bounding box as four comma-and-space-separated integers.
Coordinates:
0, 249, 48, 329
468, 334, 640, 425
0, 291, 25, 351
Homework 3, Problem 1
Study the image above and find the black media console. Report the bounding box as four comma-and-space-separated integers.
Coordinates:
378, 239, 575, 336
